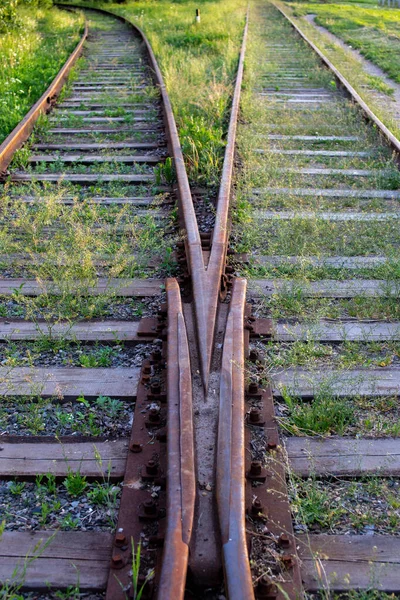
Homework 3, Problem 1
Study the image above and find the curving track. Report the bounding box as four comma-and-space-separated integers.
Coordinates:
0, 2, 400, 599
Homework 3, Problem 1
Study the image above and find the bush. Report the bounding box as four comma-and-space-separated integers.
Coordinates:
0, 0, 20, 31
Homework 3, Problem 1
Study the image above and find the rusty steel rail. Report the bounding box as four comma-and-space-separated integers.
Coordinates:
157, 278, 195, 600
0, 11, 88, 176
217, 278, 254, 599
272, 0, 400, 157
203, 7, 250, 388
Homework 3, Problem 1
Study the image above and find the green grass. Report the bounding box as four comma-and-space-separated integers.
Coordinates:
277, 0, 400, 138
289, 476, 400, 534
0, 188, 177, 284
67, 0, 246, 186
290, 2, 400, 84
0, 5, 83, 142
260, 340, 400, 369
279, 387, 356, 436
242, 260, 400, 281
233, 1, 400, 295
255, 292, 400, 321
236, 216, 400, 256
278, 387, 400, 437
0, 394, 130, 436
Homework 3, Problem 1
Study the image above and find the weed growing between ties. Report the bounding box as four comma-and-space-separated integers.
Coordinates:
0, 5, 83, 141
0, 339, 152, 368
0, 522, 57, 600
241, 259, 400, 282
0, 182, 175, 320
256, 340, 400, 370
289, 475, 400, 535
251, 292, 400, 321
276, 388, 400, 437
1, 472, 121, 530
0, 394, 133, 437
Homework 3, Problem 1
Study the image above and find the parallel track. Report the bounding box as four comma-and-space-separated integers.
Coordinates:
0, 1, 400, 599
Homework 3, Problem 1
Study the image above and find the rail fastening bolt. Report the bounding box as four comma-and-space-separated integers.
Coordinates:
248, 382, 259, 394
281, 554, 294, 569
146, 459, 158, 475
111, 554, 124, 569
249, 349, 259, 361
249, 408, 260, 423
249, 461, 262, 476
115, 532, 127, 547
251, 497, 264, 517
129, 442, 142, 453
257, 575, 278, 599
143, 365, 151, 375
149, 407, 160, 422
278, 533, 290, 548
267, 441, 277, 451
150, 381, 161, 394
143, 499, 157, 515
152, 349, 162, 362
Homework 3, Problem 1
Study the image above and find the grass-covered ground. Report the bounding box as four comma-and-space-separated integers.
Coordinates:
277, 0, 400, 139
68, 0, 246, 185
289, 0, 400, 83
0, 5, 83, 142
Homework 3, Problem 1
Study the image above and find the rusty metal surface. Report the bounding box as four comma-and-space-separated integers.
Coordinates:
272, 1, 400, 158
157, 279, 195, 600
199, 9, 249, 388
244, 379, 304, 599
217, 278, 255, 600
0, 13, 88, 176
0, 4, 307, 598
104, 331, 167, 598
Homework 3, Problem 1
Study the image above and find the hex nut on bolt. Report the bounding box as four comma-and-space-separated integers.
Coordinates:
146, 459, 158, 475
281, 554, 294, 569
249, 461, 262, 476
129, 442, 142, 453
249, 407, 260, 423
256, 575, 278, 599
248, 382, 259, 394
143, 499, 157, 515
115, 532, 127, 547
148, 408, 160, 422
150, 382, 161, 394
249, 349, 259, 361
278, 533, 290, 548
111, 554, 124, 569
251, 497, 265, 518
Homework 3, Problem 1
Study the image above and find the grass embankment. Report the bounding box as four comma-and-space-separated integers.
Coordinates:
289, 1, 400, 84
68, 0, 246, 185
0, 5, 84, 143
276, 0, 400, 139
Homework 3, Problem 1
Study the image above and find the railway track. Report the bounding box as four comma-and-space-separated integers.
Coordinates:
0, 2, 399, 599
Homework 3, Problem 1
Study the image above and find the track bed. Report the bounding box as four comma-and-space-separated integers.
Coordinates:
1, 1, 400, 599
0, 9, 177, 598
233, 3, 400, 598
